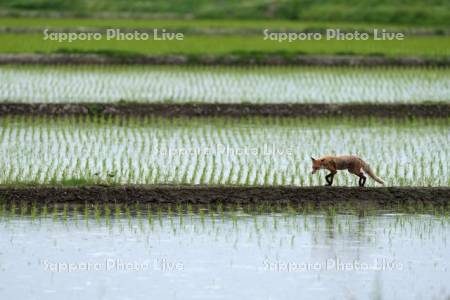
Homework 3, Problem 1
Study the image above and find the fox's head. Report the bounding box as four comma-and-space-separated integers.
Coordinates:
310, 157, 322, 174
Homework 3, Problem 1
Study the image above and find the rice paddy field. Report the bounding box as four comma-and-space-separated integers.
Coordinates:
0, 11, 449, 299
0, 202, 449, 299
1, 65, 449, 104
0, 116, 447, 187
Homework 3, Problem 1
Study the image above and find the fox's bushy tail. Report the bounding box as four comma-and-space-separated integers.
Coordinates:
361, 161, 384, 184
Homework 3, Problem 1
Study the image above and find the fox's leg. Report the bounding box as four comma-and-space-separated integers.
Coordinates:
325, 174, 332, 185
358, 173, 367, 187
325, 171, 337, 186
349, 168, 366, 187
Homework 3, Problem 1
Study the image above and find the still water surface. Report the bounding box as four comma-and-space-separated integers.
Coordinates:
0, 204, 448, 299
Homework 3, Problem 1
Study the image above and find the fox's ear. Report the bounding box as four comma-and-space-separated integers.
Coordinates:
310, 157, 316, 161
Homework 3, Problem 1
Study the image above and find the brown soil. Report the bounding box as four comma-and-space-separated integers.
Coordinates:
0, 103, 449, 118
0, 186, 448, 205
0, 53, 448, 66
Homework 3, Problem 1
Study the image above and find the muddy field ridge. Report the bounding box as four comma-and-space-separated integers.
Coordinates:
0, 185, 448, 205
1, 102, 449, 118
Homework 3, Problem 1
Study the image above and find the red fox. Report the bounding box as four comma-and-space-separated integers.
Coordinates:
311, 155, 384, 187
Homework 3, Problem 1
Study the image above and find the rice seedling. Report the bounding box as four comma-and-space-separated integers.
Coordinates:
93, 203, 101, 224
0, 200, 5, 221
125, 205, 132, 229
0, 65, 448, 103
19, 201, 27, 217
72, 204, 79, 227
105, 204, 111, 228
28, 202, 37, 221
52, 203, 58, 222
62, 203, 68, 224
41, 204, 48, 219
83, 203, 90, 229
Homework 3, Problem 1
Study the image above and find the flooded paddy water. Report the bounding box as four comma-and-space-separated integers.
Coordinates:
0, 202, 448, 299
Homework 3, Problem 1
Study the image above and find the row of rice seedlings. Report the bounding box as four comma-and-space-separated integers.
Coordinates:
0, 65, 448, 103
2, 201, 448, 225
1, 202, 447, 249
0, 116, 447, 186
12, 202, 450, 245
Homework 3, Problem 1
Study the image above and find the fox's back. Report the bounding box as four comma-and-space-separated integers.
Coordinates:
333, 155, 363, 170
